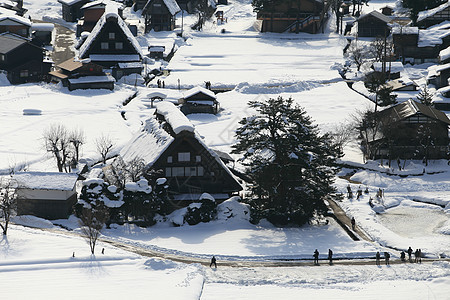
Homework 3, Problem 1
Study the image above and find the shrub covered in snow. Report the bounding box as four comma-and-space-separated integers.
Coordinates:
183, 194, 217, 225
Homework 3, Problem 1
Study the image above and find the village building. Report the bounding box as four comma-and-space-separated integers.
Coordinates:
78, 5, 143, 79
76, 0, 125, 36
254, 0, 325, 33
439, 45, 450, 64
0, 33, 51, 84
119, 101, 242, 201
49, 57, 115, 90
370, 61, 404, 80
58, 0, 91, 22
179, 86, 219, 115
0, 0, 27, 16
382, 77, 418, 92
31, 23, 54, 46
357, 10, 392, 37
364, 99, 450, 160
0, 15, 31, 38
141, 0, 180, 33
13, 172, 79, 220
435, 85, 450, 109
416, 1, 450, 28
392, 23, 450, 64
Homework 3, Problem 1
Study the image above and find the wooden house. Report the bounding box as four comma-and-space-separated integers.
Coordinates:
48, 57, 115, 90
0, 33, 51, 84
78, 5, 143, 75
77, 0, 124, 35
382, 77, 418, 91
0, 0, 27, 16
31, 23, 54, 46
365, 99, 450, 160
119, 101, 242, 200
179, 86, 219, 115
371, 61, 404, 80
357, 10, 392, 37
416, 1, 450, 28
58, 0, 92, 22
13, 172, 78, 220
254, 0, 325, 33
0, 15, 31, 38
141, 0, 180, 33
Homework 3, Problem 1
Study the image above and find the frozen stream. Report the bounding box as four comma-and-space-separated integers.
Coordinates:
378, 206, 448, 238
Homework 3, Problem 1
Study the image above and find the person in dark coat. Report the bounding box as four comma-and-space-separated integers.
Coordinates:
414, 249, 419, 263
210, 256, 217, 268
385, 252, 390, 265
375, 251, 380, 265
418, 249, 422, 263
400, 251, 405, 262
328, 249, 333, 265
407, 247, 413, 262
351, 217, 356, 231
313, 249, 319, 265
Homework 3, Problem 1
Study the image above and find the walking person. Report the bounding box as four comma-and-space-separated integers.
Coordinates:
210, 256, 217, 268
375, 252, 380, 266
414, 249, 419, 263
400, 251, 405, 262
351, 217, 356, 231
407, 247, 413, 262
418, 249, 422, 263
384, 252, 390, 265
313, 249, 319, 265
328, 249, 333, 265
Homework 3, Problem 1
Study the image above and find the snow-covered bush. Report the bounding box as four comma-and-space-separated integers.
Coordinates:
183, 194, 217, 225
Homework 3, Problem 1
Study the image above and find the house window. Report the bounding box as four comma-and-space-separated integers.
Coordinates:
197, 166, 204, 176
109, 32, 115, 39
115, 42, 123, 50
20, 70, 29, 77
165, 167, 172, 177
178, 152, 190, 162
172, 167, 185, 177
0, 54, 4, 61
101, 42, 109, 50
167, 156, 173, 163
196, 155, 201, 162
185, 167, 197, 176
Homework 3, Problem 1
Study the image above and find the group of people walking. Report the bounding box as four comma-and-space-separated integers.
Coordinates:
313, 249, 334, 265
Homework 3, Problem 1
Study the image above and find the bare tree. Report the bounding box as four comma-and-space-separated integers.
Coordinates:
370, 36, 394, 62
352, 108, 383, 161
126, 157, 146, 182
79, 202, 109, 255
330, 121, 354, 153
346, 42, 367, 71
96, 135, 115, 164
0, 177, 18, 235
69, 128, 85, 164
43, 124, 72, 172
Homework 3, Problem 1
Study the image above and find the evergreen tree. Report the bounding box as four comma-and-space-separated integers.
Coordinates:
232, 96, 342, 226
416, 86, 433, 106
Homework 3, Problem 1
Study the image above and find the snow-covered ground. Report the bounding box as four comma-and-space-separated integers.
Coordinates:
0, 0, 449, 298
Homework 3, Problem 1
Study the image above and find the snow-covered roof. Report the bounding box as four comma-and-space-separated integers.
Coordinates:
0, 15, 31, 27
57, 0, 87, 5
79, 4, 143, 59
183, 86, 217, 100
358, 10, 392, 24
440, 46, 450, 62
117, 62, 142, 68
418, 21, 450, 47
417, 1, 450, 23
392, 26, 418, 35
383, 77, 418, 90
155, 101, 195, 135
31, 23, 54, 31
68, 74, 115, 84
120, 117, 174, 167
372, 61, 404, 73
81, 0, 124, 10
435, 62, 450, 73
142, 0, 180, 16
13, 172, 78, 191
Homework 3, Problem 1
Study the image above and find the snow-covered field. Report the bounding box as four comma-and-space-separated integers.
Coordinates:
1, 0, 449, 299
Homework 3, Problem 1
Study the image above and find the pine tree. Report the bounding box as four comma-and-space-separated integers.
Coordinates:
232, 96, 342, 226
416, 86, 433, 106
